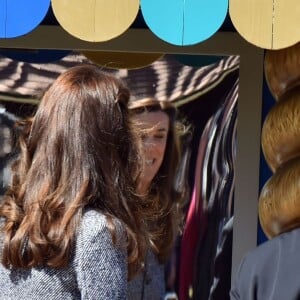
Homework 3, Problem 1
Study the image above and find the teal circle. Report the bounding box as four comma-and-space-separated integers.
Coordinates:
141, 0, 228, 46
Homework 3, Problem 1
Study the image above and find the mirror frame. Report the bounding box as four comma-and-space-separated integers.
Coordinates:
0, 26, 264, 280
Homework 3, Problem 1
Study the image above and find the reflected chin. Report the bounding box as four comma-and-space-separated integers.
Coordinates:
140, 171, 156, 187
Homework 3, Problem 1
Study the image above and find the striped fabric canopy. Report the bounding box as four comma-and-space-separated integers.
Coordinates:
0, 53, 239, 106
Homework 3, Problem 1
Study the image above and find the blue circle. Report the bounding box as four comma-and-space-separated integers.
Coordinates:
0, 0, 50, 38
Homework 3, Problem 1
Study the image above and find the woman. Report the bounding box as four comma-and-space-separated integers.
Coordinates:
128, 98, 187, 300
0, 65, 147, 299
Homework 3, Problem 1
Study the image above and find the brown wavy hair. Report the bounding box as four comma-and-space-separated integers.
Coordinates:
264, 41, 300, 100
261, 88, 300, 172
129, 98, 185, 262
259, 157, 300, 239
0, 65, 146, 277
260, 43, 300, 240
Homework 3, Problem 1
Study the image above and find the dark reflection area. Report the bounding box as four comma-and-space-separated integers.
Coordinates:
0, 102, 36, 196
192, 82, 237, 300
0, 52, 239, 300
179, 69, 238, 300
0, 108, 17, 196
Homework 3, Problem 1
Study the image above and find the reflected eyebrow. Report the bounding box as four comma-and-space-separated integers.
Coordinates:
141, 125, 168, 133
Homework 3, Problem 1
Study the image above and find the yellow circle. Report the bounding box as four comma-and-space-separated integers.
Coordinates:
229, 0, 300, 49
51, 0, 139, 42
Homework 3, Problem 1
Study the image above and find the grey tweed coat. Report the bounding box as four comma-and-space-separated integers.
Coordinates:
128, 250, 165, 300
0, 209, 127, 300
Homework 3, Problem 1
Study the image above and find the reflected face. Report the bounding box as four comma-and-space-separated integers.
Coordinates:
133, 110, 170, 189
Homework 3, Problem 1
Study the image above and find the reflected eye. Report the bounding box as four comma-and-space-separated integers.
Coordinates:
154, 134, 166, 140
140, 134, 147, 141
140, 130, 168, 144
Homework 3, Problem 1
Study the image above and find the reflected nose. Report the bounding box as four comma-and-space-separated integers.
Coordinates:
143, 138, 157, 158
143, 137, 155, 148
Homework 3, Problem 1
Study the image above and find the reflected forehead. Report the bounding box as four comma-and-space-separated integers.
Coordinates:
133, 111, 169, 130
